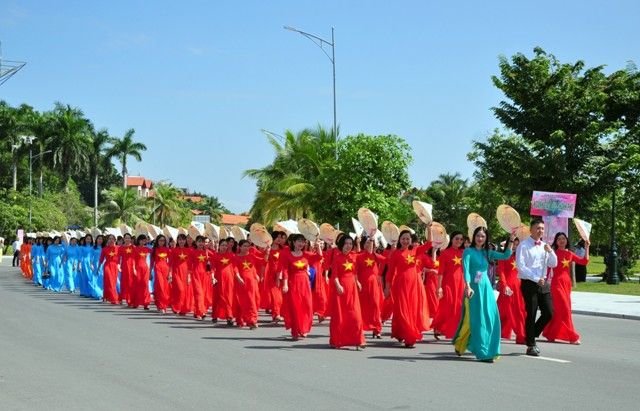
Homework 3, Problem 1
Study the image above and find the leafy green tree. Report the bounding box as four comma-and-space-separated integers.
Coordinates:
108, 129, 147, 188
86, 128, 115, 226
148, 182, 185, 226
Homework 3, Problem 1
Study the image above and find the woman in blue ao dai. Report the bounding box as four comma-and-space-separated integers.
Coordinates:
45, 237, 66, 292
454, 227, 514, 362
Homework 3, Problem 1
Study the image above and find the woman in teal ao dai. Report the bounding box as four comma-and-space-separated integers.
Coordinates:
454, 227, 514, 362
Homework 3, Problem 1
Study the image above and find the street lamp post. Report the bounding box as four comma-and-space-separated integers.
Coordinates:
20, 135, 51, 228
284, 25, 338, 157
607, 178, 620, 284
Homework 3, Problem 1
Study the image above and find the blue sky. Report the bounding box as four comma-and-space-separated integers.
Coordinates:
2, 1, 638, 212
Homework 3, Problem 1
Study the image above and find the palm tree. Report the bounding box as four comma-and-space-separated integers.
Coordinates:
425, 172, 471, 231
100, 186, 147, 226
148, 182, 183, 226
89, 128, 115, 226
47, 103, 92, 190
108, 129, 147, 188
243, 126, 335, 225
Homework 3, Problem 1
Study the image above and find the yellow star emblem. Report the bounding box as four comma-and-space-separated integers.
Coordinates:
139, 252, 147, 257
242, 260, 252, 269
273, 252, 280, 259
125, 248, 132, 254
406, 254, 416, 265
293, 260, 306, 269
197, 254, 206, 262
562, 258, 570, 268
453, 256, 462, 266
221, 257, 230, 265
343, 261, 354, 271
434, 260, 440, 269
108, 251, 116, 257
158, 253, 167, 258
365, 258, 375, 267
511, 260, 517, 270
178, 253, 187, 260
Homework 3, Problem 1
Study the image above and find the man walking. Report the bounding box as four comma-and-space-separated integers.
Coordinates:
516, 218, 558, 356
12, 237, 22, 267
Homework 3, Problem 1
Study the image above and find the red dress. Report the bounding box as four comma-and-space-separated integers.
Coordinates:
312, 252, 329, 318
386, 244, 431, 346
152, 247, 172, 311
212, 251, 236, 320
190, 248, 210, 318
356, 251, 385, 335
265, 248, 284, 320
542, 249, 588, 343
170, 247, 192, 315
280, 250, 321, 339
418, 253, 440, 318
130, 246, 151, 308
233, 252, 265, 326
496, 254, 526, 343
329, 252, 366, 348
381, 248, 395, 323
100, 245, 120, 304
119, 244, 136, 306
431, 247, 464, 338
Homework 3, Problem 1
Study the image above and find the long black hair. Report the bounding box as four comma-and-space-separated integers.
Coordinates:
288, 233, 306, 251
94, 235, 104, 249
552, 232, 568, 251
152, 234, 167, 258
336, 234, 354, 253
447, 231, 464, 249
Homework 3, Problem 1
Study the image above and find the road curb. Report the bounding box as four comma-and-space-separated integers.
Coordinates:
573, 310, 640, 321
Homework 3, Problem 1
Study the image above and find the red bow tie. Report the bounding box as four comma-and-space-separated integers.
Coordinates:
535, 241, 542, 246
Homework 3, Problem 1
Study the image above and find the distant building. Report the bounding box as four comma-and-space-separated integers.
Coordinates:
221, 213, 250, 227
126, 176, 154, 197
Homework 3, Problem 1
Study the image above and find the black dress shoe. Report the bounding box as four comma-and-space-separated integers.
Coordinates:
534, 345, 540, 354
526, 346, 539, 357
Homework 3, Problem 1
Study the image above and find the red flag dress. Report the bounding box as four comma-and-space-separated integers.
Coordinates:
356, 251, 385, 335
280, 250, 322, 339
496, 254, 526, 343
265, 248, 284, 320
381, 248, 395, 323
212, 251, 236, 320
431, 247, 464, 339
152, 247, 172, 311
130, 246, 152, 309
386, 244, 431, 346
119, 244, 135, 306
542, 249, 588, 343
100, 245, 120, 304
232, 252, 265, 327
170, 247, 192, 315
418, 253, 440, 318
329, 251, 366, 348
312, 252, 329, 319
190, 248, 210, 319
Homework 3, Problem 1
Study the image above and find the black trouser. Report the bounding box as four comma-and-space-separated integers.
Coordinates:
520, 279, 554, 347
575, 264, 587, 282
13, 251, 20, 267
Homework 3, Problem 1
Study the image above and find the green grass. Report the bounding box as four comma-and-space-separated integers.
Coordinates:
574, 281, 640, 296
586, 255, 640, 275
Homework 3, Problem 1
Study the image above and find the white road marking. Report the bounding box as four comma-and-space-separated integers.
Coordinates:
521, 355, 571, 363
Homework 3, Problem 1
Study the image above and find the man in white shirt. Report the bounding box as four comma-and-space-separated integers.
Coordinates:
516, 218, 558, 356
12, 238, 22, 267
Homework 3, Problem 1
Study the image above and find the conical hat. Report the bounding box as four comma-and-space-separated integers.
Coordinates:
496, 205, 521, 234
145, 224, 160, 239
573, 218, 592, 241
134, 222, 148, 237
351, 217, 364, 237
298, 218, 320, 242
274, 220, 299, 236
374, 229, 388, 248
319, 223, 337, 243
61, 232, 70, 244
412, 200, 433, 225
231, 225, 249, 241
204, 223, 220, 241
91, 227, 102, 238
333, 230, 344, 244
74, 230, 83, 239
219, 226, 230, 239
381, 221, 400, 243
357, 208, 378, 237
430, 222, 448, 250
515, 224, 530, 242
190, 221, 205, 235
26, 232, 36, 239
442, 234, 450, 250
467, 213, 487, 240
250, 223, 273, 248
119, 224, 131, 235
398, 225, 415, 235
163, 225, 179, 240
188, 225, 201, 240
178, 227, 188, 237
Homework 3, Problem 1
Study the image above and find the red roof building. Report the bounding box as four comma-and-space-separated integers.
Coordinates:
126, 176, 154, 198
221, 213, 250, 226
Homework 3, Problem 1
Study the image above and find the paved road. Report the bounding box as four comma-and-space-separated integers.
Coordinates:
1, 264, 638, 411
